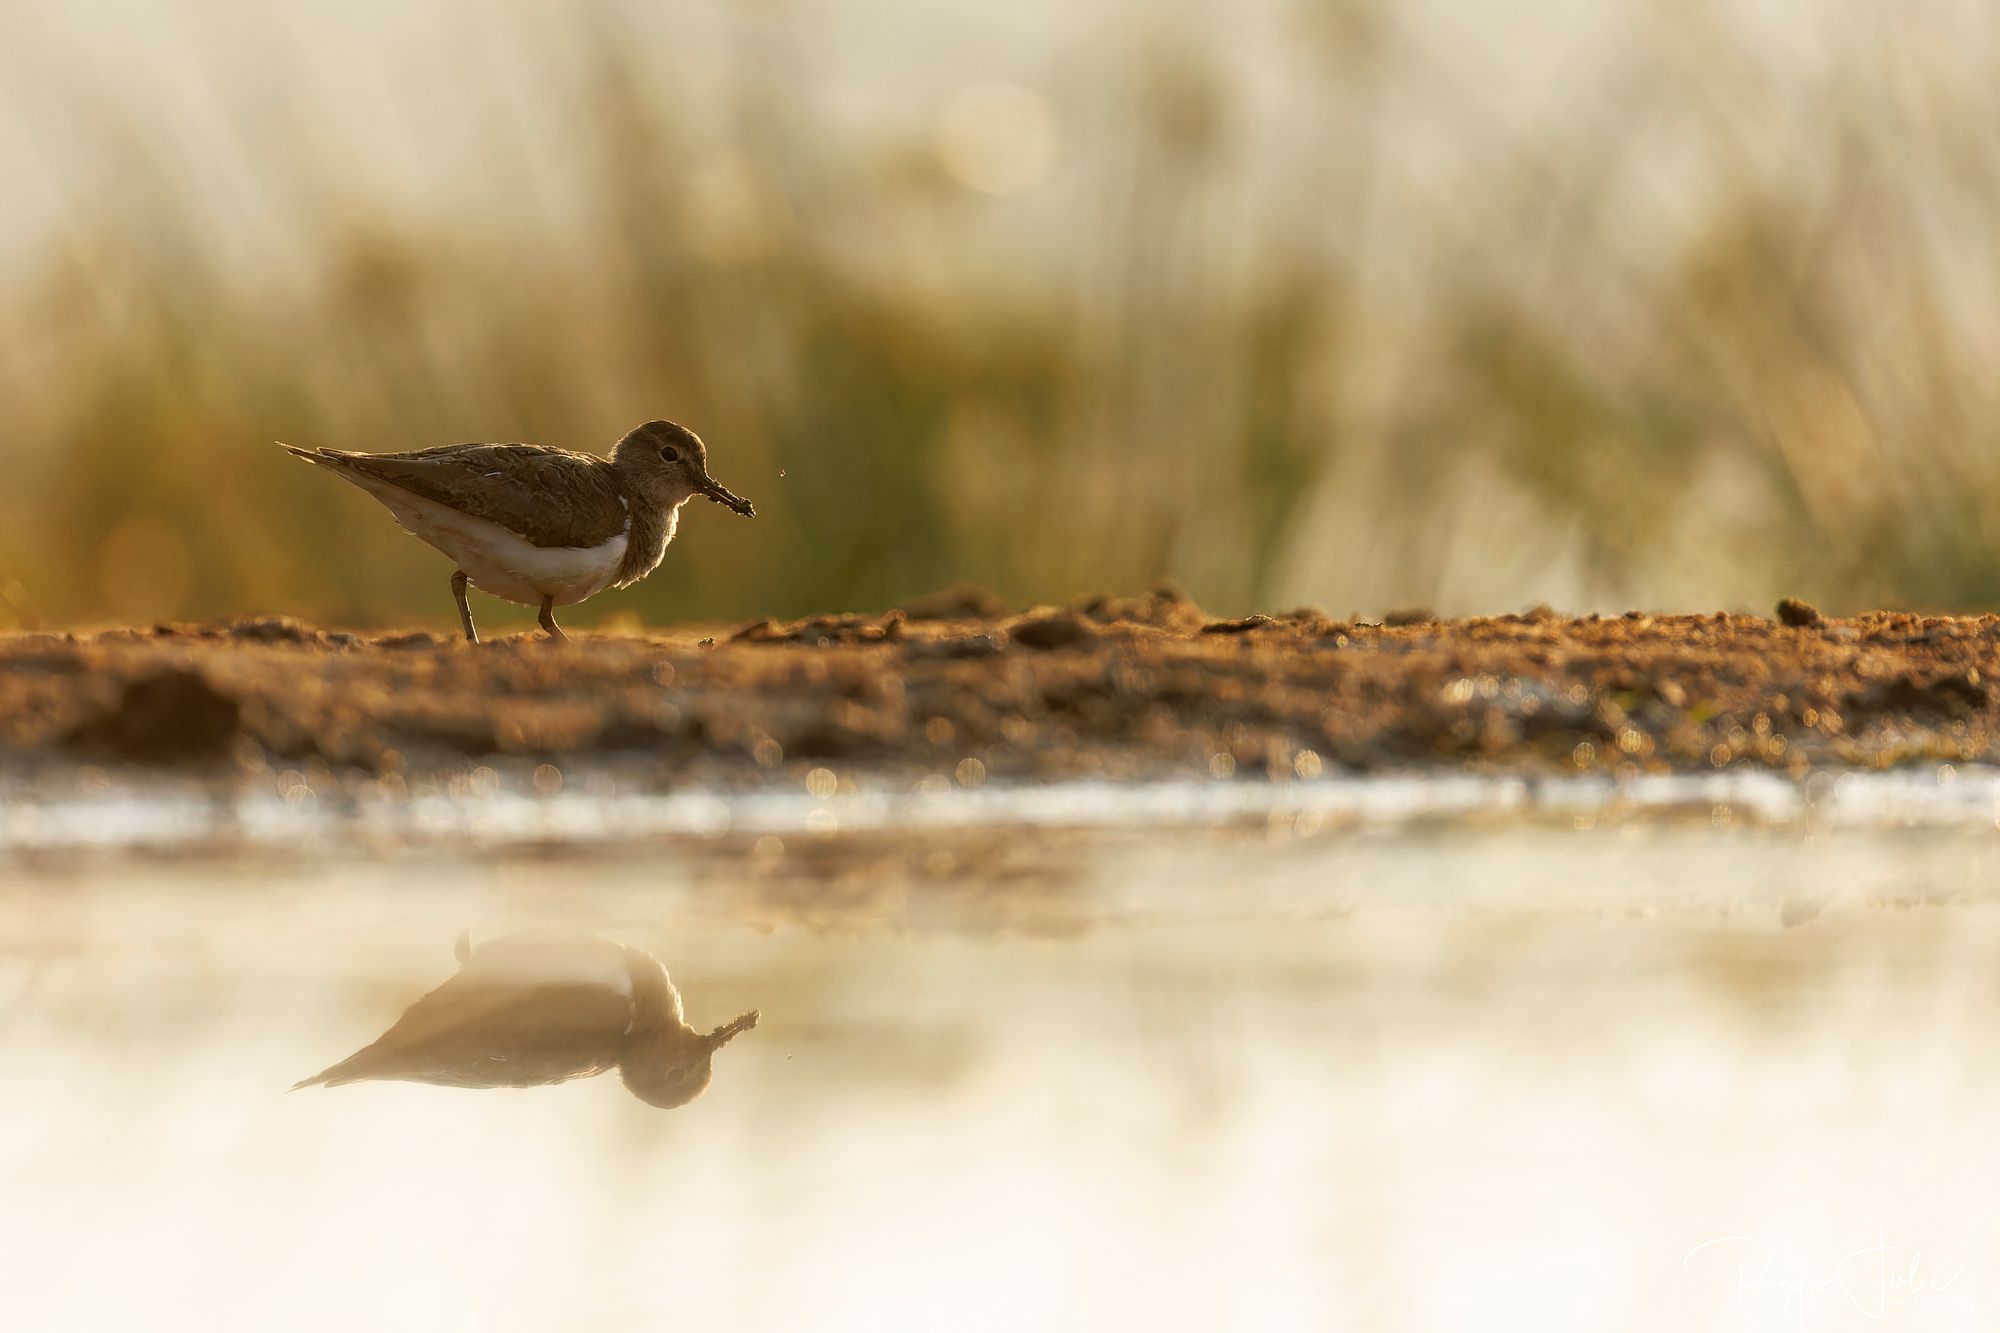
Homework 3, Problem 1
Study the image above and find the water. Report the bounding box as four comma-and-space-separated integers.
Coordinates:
10, 765, 2000, 861
4, 818, 1997, 1331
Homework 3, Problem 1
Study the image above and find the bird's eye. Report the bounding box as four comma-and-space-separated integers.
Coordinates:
659, 446, 680, 463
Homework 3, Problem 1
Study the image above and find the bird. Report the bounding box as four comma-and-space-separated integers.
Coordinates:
280, 420, 755, 643
293, 931, 760, 1109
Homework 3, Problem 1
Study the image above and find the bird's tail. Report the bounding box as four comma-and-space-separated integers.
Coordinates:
277, 441, 353, 467
288, 1058, 370, 1092
288, 1046, 377, 1091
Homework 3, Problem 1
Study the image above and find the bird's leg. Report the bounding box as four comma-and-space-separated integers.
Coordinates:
538, 595, 568, 643
450, 570, 479, 643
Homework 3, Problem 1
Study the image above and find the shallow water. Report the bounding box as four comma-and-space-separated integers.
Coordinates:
4, 821, 1998, 1331
10, 764, 2000, 862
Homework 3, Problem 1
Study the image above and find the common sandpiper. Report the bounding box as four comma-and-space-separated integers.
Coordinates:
293, 932, 759, 1110
281, 419, 754, 642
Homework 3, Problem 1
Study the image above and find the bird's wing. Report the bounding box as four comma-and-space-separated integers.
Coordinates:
295, 966, 634, 1090
285, 443, 630, 549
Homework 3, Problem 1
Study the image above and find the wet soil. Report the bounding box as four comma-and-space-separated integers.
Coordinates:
3, 586, 1996, 789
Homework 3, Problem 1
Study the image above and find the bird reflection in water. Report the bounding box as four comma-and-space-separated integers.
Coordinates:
294, 932, 758, 1109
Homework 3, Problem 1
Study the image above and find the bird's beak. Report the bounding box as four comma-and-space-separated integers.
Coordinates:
695, 475, 755, 517
706, 1010, 760, 1049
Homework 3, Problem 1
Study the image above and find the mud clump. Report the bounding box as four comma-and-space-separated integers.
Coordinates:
1201, 615, 1274, 635
226, 616, 347, 646
732, 613, 903, 646
1007, 612, 1098, 651
66, 668, 242, 762
909, 633, 1007, 660
898, 585, 1014, 622
1845, 670, 1988, 720
1075, 582, 1207, 631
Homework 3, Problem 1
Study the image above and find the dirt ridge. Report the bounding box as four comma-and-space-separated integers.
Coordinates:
4, 590, 1997, 786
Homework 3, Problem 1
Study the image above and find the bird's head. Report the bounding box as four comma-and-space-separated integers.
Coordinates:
611, 420, 755, 516
618, 1010, 760, 1110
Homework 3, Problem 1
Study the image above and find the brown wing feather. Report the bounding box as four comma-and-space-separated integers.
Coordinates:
297, 960, 635, 1090
312, 444, 631, 549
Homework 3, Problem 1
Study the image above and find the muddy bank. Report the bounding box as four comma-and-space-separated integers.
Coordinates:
2, 586, 1996, 791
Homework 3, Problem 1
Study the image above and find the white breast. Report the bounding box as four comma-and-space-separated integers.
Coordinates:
344, 475, 628, 607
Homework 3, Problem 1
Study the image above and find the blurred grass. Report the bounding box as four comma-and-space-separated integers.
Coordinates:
5, 0, 2000, 630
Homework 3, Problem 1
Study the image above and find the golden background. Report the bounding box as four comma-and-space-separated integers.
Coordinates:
1, 0, 1993, 631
